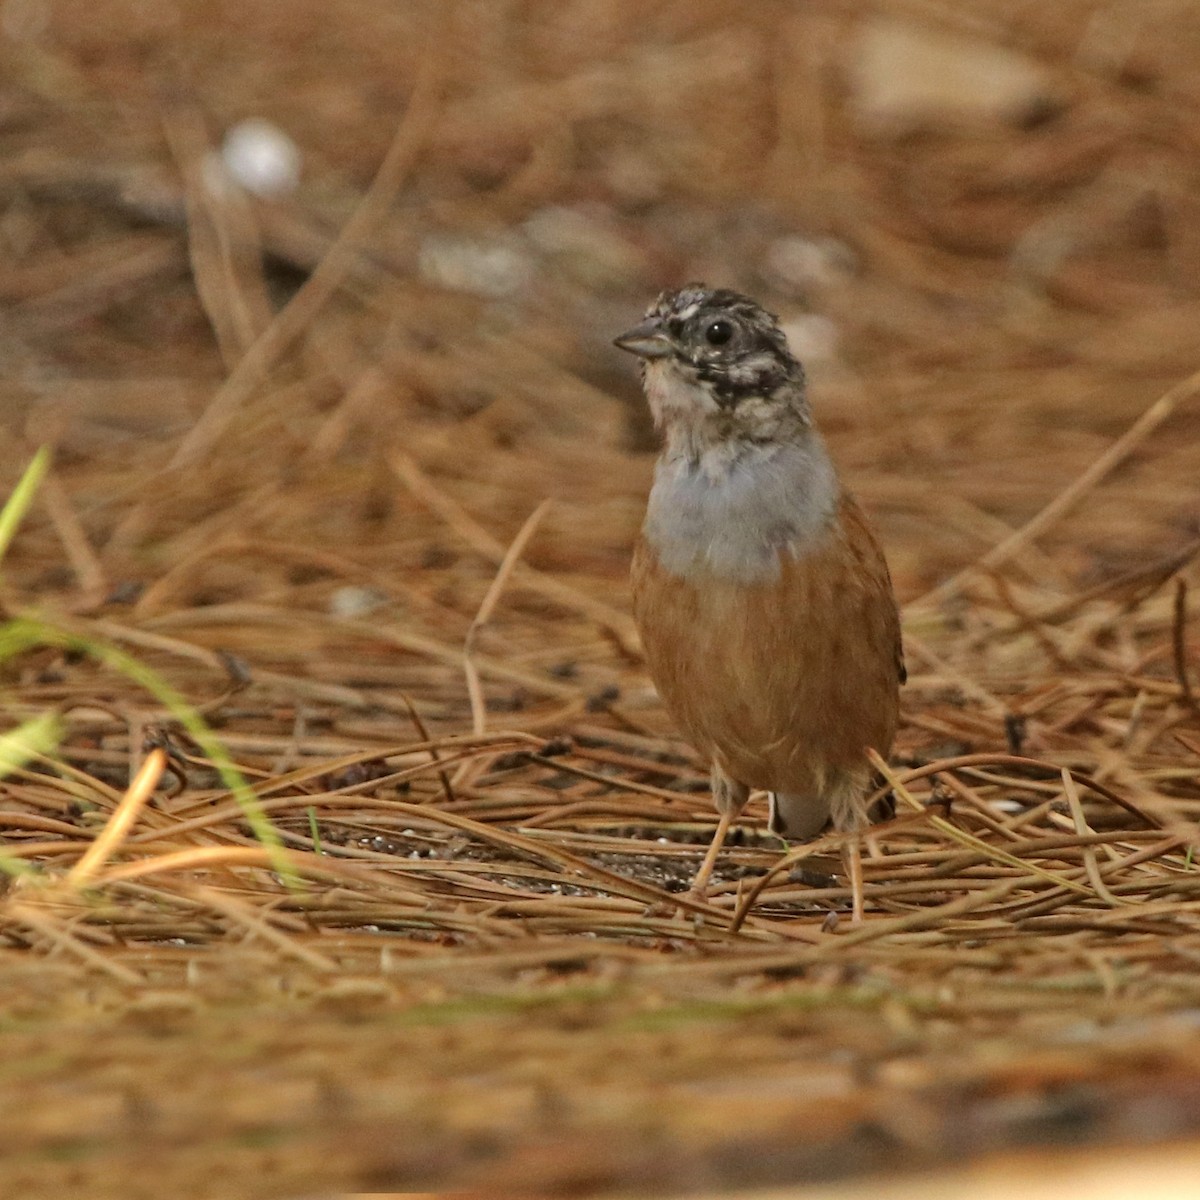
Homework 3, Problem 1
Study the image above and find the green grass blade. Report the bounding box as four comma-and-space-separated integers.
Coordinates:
0, 447, 51, 565
0, 711, 65, 879
0, 711, 63, 777
0, 615, 297, 887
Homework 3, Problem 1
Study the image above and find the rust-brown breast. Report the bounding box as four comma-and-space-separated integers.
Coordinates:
631, 491, 902, 800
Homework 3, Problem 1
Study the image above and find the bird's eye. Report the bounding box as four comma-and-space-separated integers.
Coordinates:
704, 319, 733, 346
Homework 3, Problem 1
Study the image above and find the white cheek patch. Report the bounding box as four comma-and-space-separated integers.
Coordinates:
644, 359, 718, 425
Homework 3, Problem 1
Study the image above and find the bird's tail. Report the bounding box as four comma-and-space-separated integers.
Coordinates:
769, 766, 872, 838
767, 791, 830, 839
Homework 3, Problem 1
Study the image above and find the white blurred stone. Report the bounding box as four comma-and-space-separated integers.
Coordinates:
762, 235, 856, 296
849, 17, 1055, 132
417, 233, 532, 298
780, 314, 839, 365
522, 205, 645, 289
328, 586, 388, 619
221, 118, 301, 198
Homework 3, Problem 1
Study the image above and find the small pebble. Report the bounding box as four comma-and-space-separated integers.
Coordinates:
779, 315, 840, 366
328, 585, 388, 619
763, 235, 855, 295
221, 118, 302, 198
522, 204, 645, 288
417, 233, 532, 298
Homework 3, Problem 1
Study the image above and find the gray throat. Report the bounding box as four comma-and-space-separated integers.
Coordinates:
643, 436, 839, 582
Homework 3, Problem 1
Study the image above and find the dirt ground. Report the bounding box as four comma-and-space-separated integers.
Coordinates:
1, 2, 1200, 1197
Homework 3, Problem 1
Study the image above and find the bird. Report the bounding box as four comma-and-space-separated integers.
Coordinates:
614, 284, 904, 919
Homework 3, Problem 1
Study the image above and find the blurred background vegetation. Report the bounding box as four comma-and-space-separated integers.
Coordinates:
3, 0, 1197, 588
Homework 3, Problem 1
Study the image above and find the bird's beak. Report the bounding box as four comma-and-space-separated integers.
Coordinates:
613, 319, 673, 359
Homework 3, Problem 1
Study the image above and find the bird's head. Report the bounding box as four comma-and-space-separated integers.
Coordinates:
614, 284, 810, 456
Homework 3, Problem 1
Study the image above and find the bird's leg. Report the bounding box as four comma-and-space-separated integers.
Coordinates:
687, 766, 749, 902
689, 812, 732, 901
845, 835, 865, 925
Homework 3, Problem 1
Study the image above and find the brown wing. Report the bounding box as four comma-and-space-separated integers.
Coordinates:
839, 493, 905, 687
